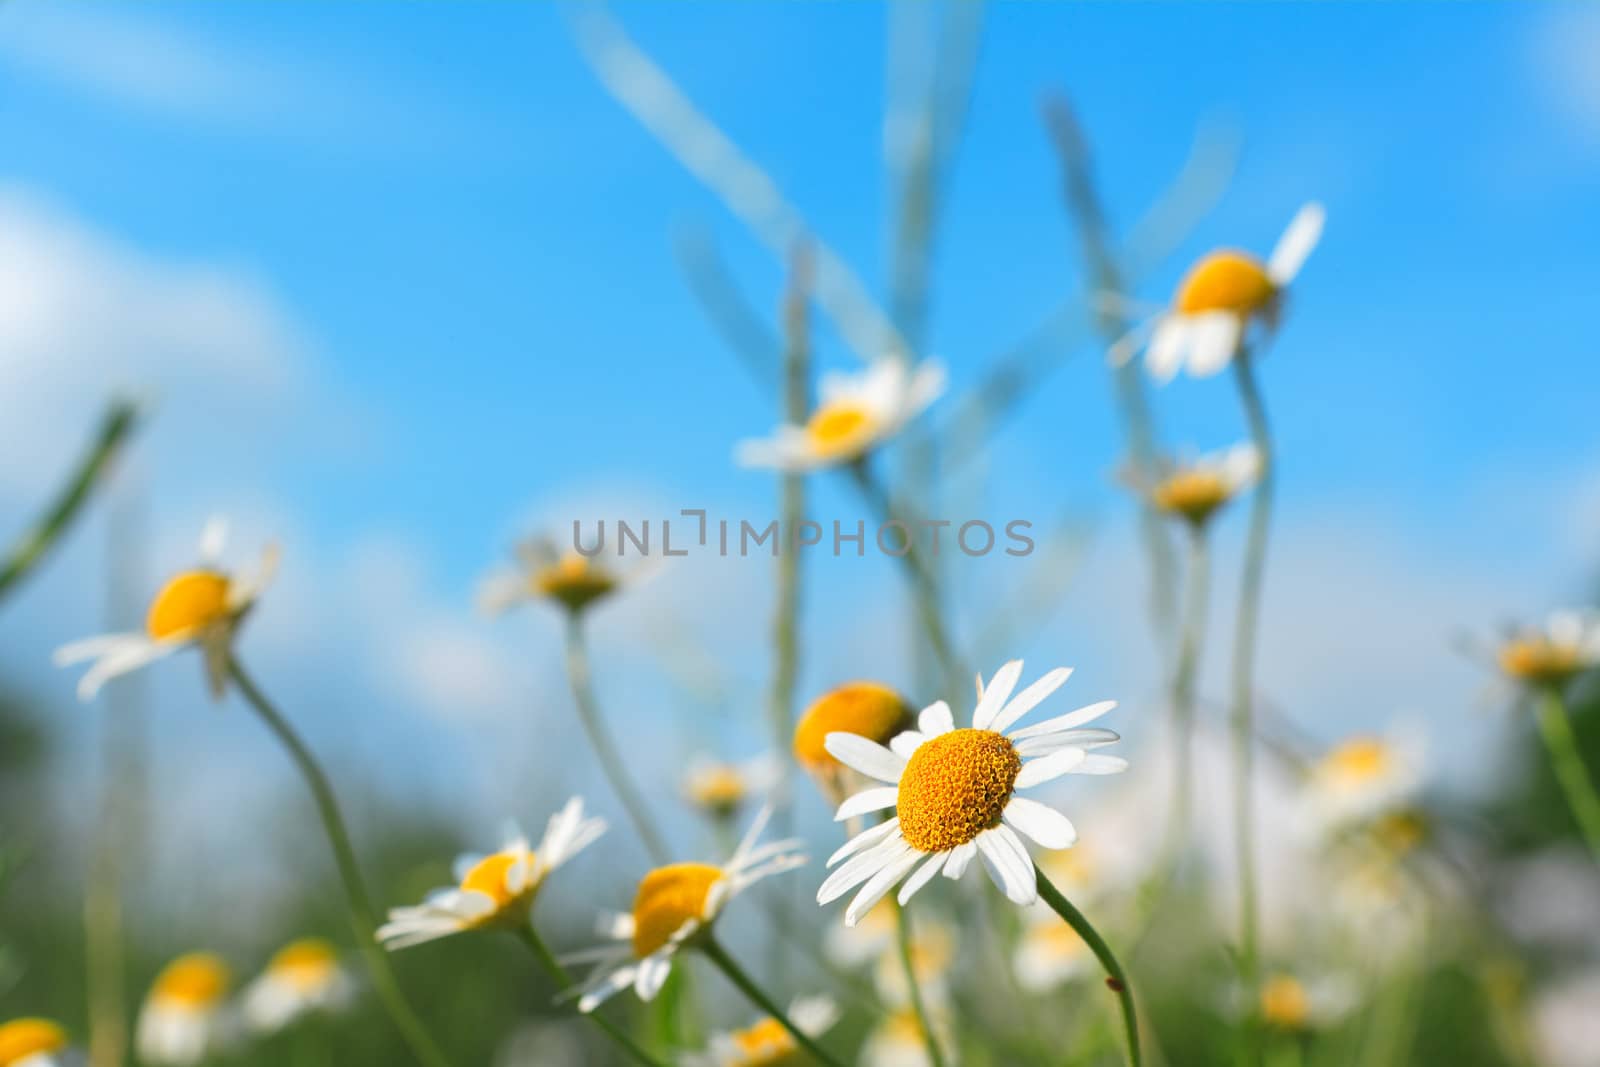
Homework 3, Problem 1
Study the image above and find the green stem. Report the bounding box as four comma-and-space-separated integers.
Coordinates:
563, 615, 670, 863
1534, 685, 1600, 864
227, 657, 454, 1067
512, 925, 667, 1067
699, 935, 846, 1067
1164, 525, 1211, 868
0, 400, 139, 604
1036, 868, 1141, 1067
894, 903, 949, 1067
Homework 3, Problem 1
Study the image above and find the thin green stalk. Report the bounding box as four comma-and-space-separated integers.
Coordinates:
699, 935, 846, 1067
1534, 685, 1600, 864
1164, 525, 1211, 867
1036, 867, 1142, 1067
0, 400, 139, 603
512, 925, 667, 1067
563, 614, 670, 863
894, 903, 948, 1067
227, 657, 454, 1067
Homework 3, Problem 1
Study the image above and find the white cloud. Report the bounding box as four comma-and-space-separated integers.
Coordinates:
1530, 3, 1600, 145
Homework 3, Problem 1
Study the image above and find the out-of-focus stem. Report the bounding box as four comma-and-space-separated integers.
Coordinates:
1534, 686, 1600, 864
512, 925, 666, 1067
1036, 867, 1142, 1067
1164, 525, 1211, 864
895, 903, 949, 1067
563, 615, 670, 864
228, 657, 454, 1067
770, 251, 810, 840
700, 935, 846, 1067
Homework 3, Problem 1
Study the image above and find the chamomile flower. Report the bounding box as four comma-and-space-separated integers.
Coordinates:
239, 938, 355, 1034
1133, 443, 1261, 527
1495, 610, 1600, 689
572, 806, 806, 1013
136, 953, 232, 1067
862, 1008, 954, 1067
0, 1018, 78, 1067
1118, 203, 1324, 382
684, 996, 840, 1067
378, 797, 606, 950
1014, 915, 1094, 994
736, 359, 946, 471
684, 754, 780, 821
54, 519, 277, 701
795, 682, 917, 805
1253, 972, 1357, 1033
818, 660, 1125, 923
1303, 732, 1422, 831
824, 898, 899, 969
478, 538, 623, 617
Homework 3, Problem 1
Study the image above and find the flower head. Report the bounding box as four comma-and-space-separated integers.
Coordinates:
55, 520, 277, 701
818, 660, 1125, 923
862, 1007, 953, 1067
1304, 731, 1422, 831
684, 754, 780, 821
736, 360, 946, 472
0, 1018, 74, 1067
137, 952, 232, 1066
1254, 972, 1356, 1032
240, 938, 355, 1034
478, 539, 624, 617
1496, 610, 1600, 689
1014, 917, 1093, 994
1135, 444, 1261, 527
379, 797, 606, 950
795, 682, 916, 803
684, 996, 839, 1067
575, 806, 806, 1013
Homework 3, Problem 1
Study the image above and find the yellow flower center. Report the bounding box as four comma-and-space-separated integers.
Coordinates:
1499, 637, 1585, 686
1321, 737, 1392, 786
458, 852, 535, 923
266, 939, 338, 992
687, 765, 748, 816
1371, 809, 1427, 857
535, 554, 618, 614
0, 1018, 69, 1064
804, 402, 878, 461
1259, 975, 1310, 1029
729, 1018, 799, 1065
1151, 469, 1233, 524
1175, 250, 1277, 317
631, 862, 723, 958
151, 953, 230, 1008
146, 571, 232, 641
897, 728, 1022, 853
793, 683, 914, 771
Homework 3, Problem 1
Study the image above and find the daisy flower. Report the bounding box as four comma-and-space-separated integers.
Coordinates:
378, 797, 606, 950
1303, 732, 1423, 832
823, 897, 899, 969
862, 1007, 954, 1067
736, 359, 946, 471
1495, 610, 1600, 689
794, 682, 916, 805
136, 953, 232, 1067
1014, 917, 1094, 994
478, 538, 623, 617
0, 1018, 78, 1067
1133, 443, 1261, 528
684, 996, 840, 1067
240, 938, 355, 1034
573, 806, 806, 1013
818, 660, 1125, 924
54, 519, 277, 701
1254, 972, 1357, 1033
1120, 203, 1324, 382
684, 753, 780, 821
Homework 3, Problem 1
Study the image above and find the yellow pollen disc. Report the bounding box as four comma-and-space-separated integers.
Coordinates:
1175, 250, 1277, 317
0, 1018, 69, 1063
804, 402, 878, 461
459, 852, 534, 922
631, 862, 723, 958
729, 1017, 799, 1065
1321, 737, 1391, 785
687, 765, 748, 815
151, 953, 230, 1008
1259, 975, 1310, 1029
1498, 637, 1584, 686
267, 939, 338, 991
896, 728, 1022, 854
146, 571, 232, 641
535, 553, 618, 614
1151, 470, 1233, 524
793, 683, 914, 771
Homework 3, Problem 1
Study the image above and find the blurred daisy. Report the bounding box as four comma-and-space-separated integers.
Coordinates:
573, 806, 806, 1012
794, 682, 916, 805
240, 938, 355, 1034
54, 519, 277, 701
1014, 915, 1094, 994
819, 660, 1125, 923
0, 1018, 78, 1067
1254, 972, 1357, 1033
684, 996, 840, 1067
684, 754, 780, 821
1304, 732, 1422, 831
862, 1007, 954, 1067
379, 797, 606, 950
1117, 203, 1324, 382
478, 538, 623, 617
1133, 443, 1261, 528
873, 917, 955, 1008
136, 953, 232, 1067
736, 359, 946, 471
824, 898, 899, 969
1495, 610, 1600, 689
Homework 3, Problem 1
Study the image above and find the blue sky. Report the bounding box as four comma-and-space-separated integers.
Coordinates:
2, 2, 1598, 877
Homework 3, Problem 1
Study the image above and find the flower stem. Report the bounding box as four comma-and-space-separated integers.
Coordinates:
699, 934, 846, 1067
512, 925, 667, 1067
562, 614, 670, 864
1164, 524, 1211, 867
1534, 685, 1600, 864
895, 902, 949, 1067
227, 656, 454, 1067
1036, 867, 1141, 1067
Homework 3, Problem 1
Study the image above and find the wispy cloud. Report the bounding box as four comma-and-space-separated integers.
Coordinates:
1529, 3, 1600, 146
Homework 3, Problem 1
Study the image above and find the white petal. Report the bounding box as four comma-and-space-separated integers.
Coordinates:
989, 667, 1073, 734
1145, 318, 1188, 383
972, 660, 1024, 730
903, 360, 947, 418
1075, 754, 1130, 776
634, 955, 673, 1001
835, 787, 899, 821
75, 640, 176, 701
199, 516, 229, 563
1267, 202, 1325, 285
1002, 797, 1078, 849
578, 966, 638, 1013
53, 633, 144, 665
826, 817, 900, 867
823, 733, 907, 784
976, 828, 1037, 905
1008, 701, 1118, 740
818, 837, 911, 905
1013, 730, 1120, 758
942, 840, 978, 880
897, 851, 948, 906
730, 803, 774, 865
1014, 747, 1088, 789
918, 700, 954, 736
1185, 312, 1242, 377
889, 731, 927, 760
845, 851, 922, 926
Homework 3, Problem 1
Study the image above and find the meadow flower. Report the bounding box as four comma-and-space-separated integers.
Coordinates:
573, 806, 806, 1012
1303, 732, 1422, 831
0, 1018, 78, 1067
862, 1007, 954, 1067
1120, 203, 1324, 382
136, 952, 232, 1067
819, 660, 1125, 923
1495, 610, 1600, 689
684, 996, 840, 1067
1253, 972, 1356, 1032
794, 682, 917, 804
1134, 443, 1261, 527
239, 938, 355, 1033
823, 897, 899, 969
478, 538, 623, 617
684, 754, 780, 821
54, 519, 277, 701
1013, 915, 1094, 993
379, 798, 606, 950
736, 359, 946, 471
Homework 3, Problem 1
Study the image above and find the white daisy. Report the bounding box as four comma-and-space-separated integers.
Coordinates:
818, 660, 1125, 924
736, 359, 946, 471
862, 1007, 954, 1067
1013, 912, 1095, 994
684, 995, 840, 1067
478, 538, 624, 617
378, 797, 606, 950
1495, 609, 1600, 688
1251, 971, 1358, 1033
239, 938, 356, 1034
1302, 731, 1423, 832
683, 753, 781, 821
135, 953, 232, 1067
54, 519, 277, 701
1117, 203, 1324, 382
823, 897, 900, 969
1135, 443, 1262, 527
0, 1018, 81, 1067
572, 805, 806, 1013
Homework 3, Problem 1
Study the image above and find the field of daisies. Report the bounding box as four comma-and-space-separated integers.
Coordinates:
4, 6, 1600, 1067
